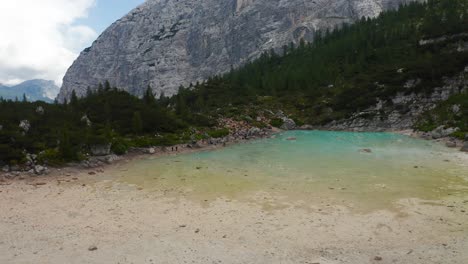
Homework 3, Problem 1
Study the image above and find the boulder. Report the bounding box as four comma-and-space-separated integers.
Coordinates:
33, 165, 48, 175
247, 127, 261, 137
404, 79, 421, 89
188, 141, 203, 149
280, 118, 296, 130
81, 159, 104, 168
26, 154, 38, 166
431, 126, 459, 139
146, 148, 156, 154
19, 120, 31, 133
81, 115, 92, 127
276, 110, 286, 119
36, 106, 45, 115
2, 165, 9, 173
452, 104, 461, 115
90, 144, 112, 156
101, 154, 121, 164
299, 125, 314, 130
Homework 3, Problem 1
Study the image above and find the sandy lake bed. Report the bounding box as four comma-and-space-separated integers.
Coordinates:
1, 131, 468, 264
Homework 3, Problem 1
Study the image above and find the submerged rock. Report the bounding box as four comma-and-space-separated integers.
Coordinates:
359, 148, 373, 153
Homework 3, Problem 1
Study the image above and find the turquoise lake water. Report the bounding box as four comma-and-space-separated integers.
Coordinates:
110, 131, 468, 211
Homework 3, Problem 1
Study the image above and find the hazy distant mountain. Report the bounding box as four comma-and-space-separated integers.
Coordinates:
0, 80, 59, 102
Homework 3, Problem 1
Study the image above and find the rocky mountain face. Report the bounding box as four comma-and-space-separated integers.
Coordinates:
58, 0, 416, 101
325, 66, 468, 132
0, 80, 59, 102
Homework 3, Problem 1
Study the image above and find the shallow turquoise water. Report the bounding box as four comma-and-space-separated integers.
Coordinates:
110, 131, 468, 211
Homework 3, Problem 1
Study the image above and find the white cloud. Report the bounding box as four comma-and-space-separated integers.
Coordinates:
0, 0, 97, 86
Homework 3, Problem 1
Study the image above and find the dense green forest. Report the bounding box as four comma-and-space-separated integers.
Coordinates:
0, 84, 223, 165
1, 0, 467, 166
175, 0, 467, 124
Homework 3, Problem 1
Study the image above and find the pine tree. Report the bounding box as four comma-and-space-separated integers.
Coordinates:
97, 83, 104, 93
86, 87, 93, 97
59, 129, 75, 161
132, 111, 143, 134
143, 85, 156, 105
70, 90, 78, 106
104, 80, 111, 91
176, 95, 189, 118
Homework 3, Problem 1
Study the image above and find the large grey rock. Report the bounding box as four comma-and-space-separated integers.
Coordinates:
36, 106, 45, 115
431, 126, 459, 139
81, 115, 92, 127
90, 144, 112, 156
281, 117, 297, 130
19, 120, 31, 132
58, 0, 415, 101
33, 165, 48, 175
299, 124, 314, 130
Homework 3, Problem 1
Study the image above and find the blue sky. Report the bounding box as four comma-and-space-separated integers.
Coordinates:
79, 0, 146, 36
0, 0, 146, 87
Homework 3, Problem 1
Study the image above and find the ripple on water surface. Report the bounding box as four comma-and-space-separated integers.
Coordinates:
106, 131, 468, 211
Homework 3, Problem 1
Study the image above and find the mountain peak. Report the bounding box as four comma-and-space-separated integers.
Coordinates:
58, 0, 417, 101
0, 79, 59, 102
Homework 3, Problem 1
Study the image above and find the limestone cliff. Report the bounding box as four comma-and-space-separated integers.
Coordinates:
58, 0, 415, 101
